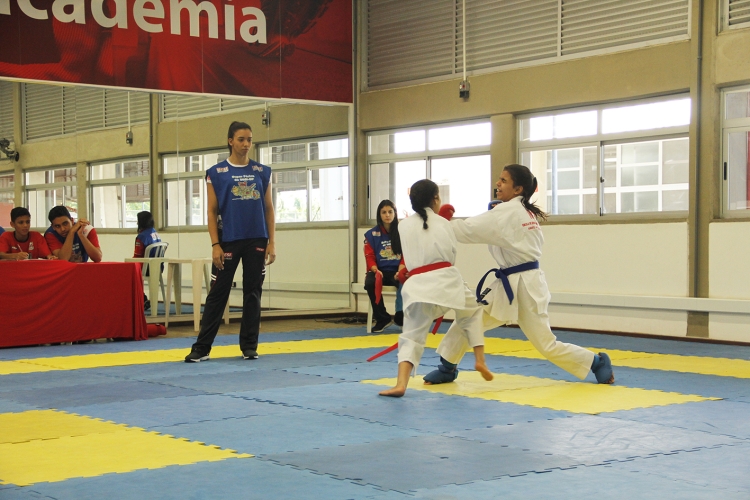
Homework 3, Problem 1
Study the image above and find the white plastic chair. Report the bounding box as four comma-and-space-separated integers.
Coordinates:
142, 242, 169, 305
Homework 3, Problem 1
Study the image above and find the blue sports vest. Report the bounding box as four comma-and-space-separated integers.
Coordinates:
136, 228, 162, 256
364, 226, 401, 272
44, 227, 90, 263
206, 159, 271, 243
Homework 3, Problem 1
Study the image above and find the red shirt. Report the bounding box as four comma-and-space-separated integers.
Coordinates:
0, 231, 52, 259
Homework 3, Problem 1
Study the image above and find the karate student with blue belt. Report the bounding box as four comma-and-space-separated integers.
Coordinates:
424, 164, 614, 385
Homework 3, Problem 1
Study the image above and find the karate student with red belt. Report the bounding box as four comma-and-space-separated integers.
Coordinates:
425, 164, 614, 385
379, 179, 492, 398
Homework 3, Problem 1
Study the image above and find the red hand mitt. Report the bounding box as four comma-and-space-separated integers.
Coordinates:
438, 204, 455, 220
374, 271, 383, 304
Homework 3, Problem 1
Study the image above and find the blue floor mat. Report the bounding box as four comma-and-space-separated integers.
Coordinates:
227, 380, 446, 409
154, 369, 344, 393
330, 396, 570, 434
602, 399, 750, 440
0, 399, 40, 414
1, 380, 207, 409
409, 461, 749, 500
83, 360, 254, 382
64, 394, 295, 429
153, 408, 426, 456
26, 456, 406, 500
262, 434, 581, 493
0, 371, 116, 392
448, 414, 743, 465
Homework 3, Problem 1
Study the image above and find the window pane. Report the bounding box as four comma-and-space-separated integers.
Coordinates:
431, 155, 490, 217
163, 152, 227, 174
314, 139, 348, 160
91, 162, 118, 180
124, 183, 150, 228
528, 146, 597, 215
91, 185, 122, 228
369, 162, 391, 219
28, 188, 77, 226
368, 134, 391, 155
726, 91, 750, 120
394, 130, 425, 154
663, 189, 688, 211
621, 191, 658, 212
273, 170, 308, 223
26, 170, 47, 185
662, 138, 689, 184
272, 143, 306, 164
165, 179, 208, 226
123, 160, 149, 178
394, 160, 426, 219
0, 190, 13, 227
310, 166, 348, 222
0, 173, 14, 189
428, 123, 491, 150
603, 139, 689, 213
602, 98, 691, 134
727, 130, 750, 210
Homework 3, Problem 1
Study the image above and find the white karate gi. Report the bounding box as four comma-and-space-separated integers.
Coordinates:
397, 208, 484, 372
437, 196, 594, 380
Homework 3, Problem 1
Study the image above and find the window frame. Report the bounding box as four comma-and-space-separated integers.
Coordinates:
366, 120, 492, 221
518, 95, 691, 219
161, 149, 229, 229
0, 169, 15, 229
24, 165, 78, 228
258, 135, 350, 225
89, 157, 151, 229
720, 0, 750, 32
721, 84, 750, 218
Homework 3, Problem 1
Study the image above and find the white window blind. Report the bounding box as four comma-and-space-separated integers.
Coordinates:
728, 0, 750, 27
23, 84, 149, 141
367, 0, 455, 87
0, 81, 13, 143
161, 94, 264, 120
366, 0, 690, 89
456, 0, 558, 71
560, 0, 689, 56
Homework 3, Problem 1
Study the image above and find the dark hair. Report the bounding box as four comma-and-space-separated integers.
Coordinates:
227, 121, 252, 153
375, 199, 402, 256
137, 211, 155, 232
10, 207, 30, 222
503, 164, 548, 221
409, 179, 439, 230
48, 205, 72, 223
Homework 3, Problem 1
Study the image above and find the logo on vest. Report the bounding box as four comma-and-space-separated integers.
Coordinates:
252, 165, 264, 172
217, 167, 229, 173
231, 181, 261, 200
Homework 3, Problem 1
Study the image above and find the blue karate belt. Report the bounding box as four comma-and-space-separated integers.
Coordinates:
475, 261, 540, 305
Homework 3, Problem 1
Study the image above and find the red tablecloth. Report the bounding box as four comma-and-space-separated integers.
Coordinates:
0, 261, 148, 347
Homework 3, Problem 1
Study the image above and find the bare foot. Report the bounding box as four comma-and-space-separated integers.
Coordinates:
379, 386, 406, 397
475, 363, 494, 381
423, 381, 433, 385
603, 373, 615, 384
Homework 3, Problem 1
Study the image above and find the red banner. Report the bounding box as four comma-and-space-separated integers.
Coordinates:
0, 0, 352, 103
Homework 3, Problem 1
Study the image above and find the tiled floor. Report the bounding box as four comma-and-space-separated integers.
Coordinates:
1, 322, 749, 499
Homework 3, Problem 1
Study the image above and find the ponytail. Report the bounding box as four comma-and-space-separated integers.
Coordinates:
503, 164, 548, 221
409, 179, 440, 230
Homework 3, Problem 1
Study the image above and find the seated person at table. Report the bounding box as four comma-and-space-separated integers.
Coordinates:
134, 211, 163, 311
44, 206, 102, 263
0, 207, 55, 260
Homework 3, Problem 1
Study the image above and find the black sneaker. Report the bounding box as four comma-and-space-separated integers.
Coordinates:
372, 318, 393, 333
394, 311, 404, 327
185, 350, 210, 362
242, 349, 259, 360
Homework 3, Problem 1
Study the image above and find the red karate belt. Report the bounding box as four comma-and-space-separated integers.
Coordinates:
408, 261, 451, 276
366, 261, 451, 362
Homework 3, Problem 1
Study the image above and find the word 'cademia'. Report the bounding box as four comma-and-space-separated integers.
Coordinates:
0, 0, 267, 43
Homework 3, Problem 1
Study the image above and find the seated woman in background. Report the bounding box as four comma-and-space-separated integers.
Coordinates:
134, 211, 162, 311
364, 200, 404, 333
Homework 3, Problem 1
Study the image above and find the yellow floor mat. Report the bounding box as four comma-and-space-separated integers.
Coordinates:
0, 410, 128, 445
362, 371, 718, 414
0, 410, 251, 486
1, 334, 749, 380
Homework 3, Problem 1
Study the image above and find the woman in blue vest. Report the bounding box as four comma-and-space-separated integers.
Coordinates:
134, 211, 162, 311
364, 200, 404, 332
